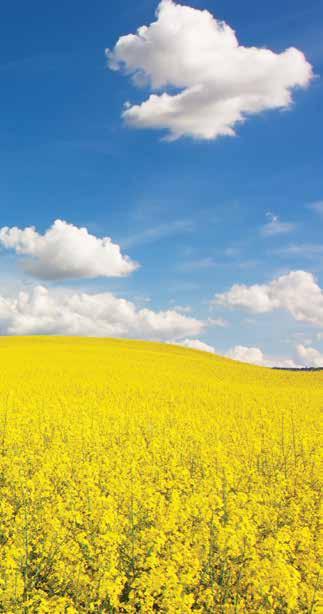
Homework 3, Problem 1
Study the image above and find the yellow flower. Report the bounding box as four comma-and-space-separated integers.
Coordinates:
0, 337, 321, 612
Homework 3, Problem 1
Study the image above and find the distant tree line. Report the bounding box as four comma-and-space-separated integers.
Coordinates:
272, 367, 323, 371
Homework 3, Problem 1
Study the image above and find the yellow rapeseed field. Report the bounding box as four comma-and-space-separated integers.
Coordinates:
0, 337, 321, 613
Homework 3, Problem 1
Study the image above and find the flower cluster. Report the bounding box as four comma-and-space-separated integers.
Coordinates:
0, 337, 321, 612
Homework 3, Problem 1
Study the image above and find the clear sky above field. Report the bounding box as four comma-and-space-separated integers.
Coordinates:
0, 0, 322, 366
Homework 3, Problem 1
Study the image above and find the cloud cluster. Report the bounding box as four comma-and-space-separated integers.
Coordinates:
0, 220, 138, 280
215, 271, 323, 327
170, 339, 323, 368
0, 285, 204, 339
107, 0, 313, 140
1, 283, 317, 367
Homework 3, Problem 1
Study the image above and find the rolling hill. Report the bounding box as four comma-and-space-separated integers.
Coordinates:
0, 337, 321, 612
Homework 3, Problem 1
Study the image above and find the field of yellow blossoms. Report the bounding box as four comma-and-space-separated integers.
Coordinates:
0, 337, 321, 612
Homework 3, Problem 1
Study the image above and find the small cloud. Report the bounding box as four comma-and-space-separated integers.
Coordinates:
261, 213, 295, 237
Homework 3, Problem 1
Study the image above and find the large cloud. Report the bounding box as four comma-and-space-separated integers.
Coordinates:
0, 220, 138, 280
0, 285, 204, 339
215, 271, 323, 327
107, 0, 313, 140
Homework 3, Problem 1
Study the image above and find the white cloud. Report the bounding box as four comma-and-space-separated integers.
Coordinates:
227, 345, 265, 365
226, 345, 299, 368
173, 338, 215, 353
0, 285, 204, 339
296, 344, 323, 368
261, 213, 295, 237
107, 0, 313, 141
0, 220, 138, 280
171, 340, 323, 367
215, 270, 323, 327
172, 340, 320, 368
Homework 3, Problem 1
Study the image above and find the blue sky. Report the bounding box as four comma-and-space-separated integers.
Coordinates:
0, 0, 322, 366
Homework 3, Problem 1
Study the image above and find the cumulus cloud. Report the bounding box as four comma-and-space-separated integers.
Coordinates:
296, 344, 323, 368
215, 270, 323, 327
261, 213, 295, 237
226, 345, 299, 368
172, 338, 215, 353
0, 285, 204, 339
0, 220, 138, 280
107, 0, 313, 140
